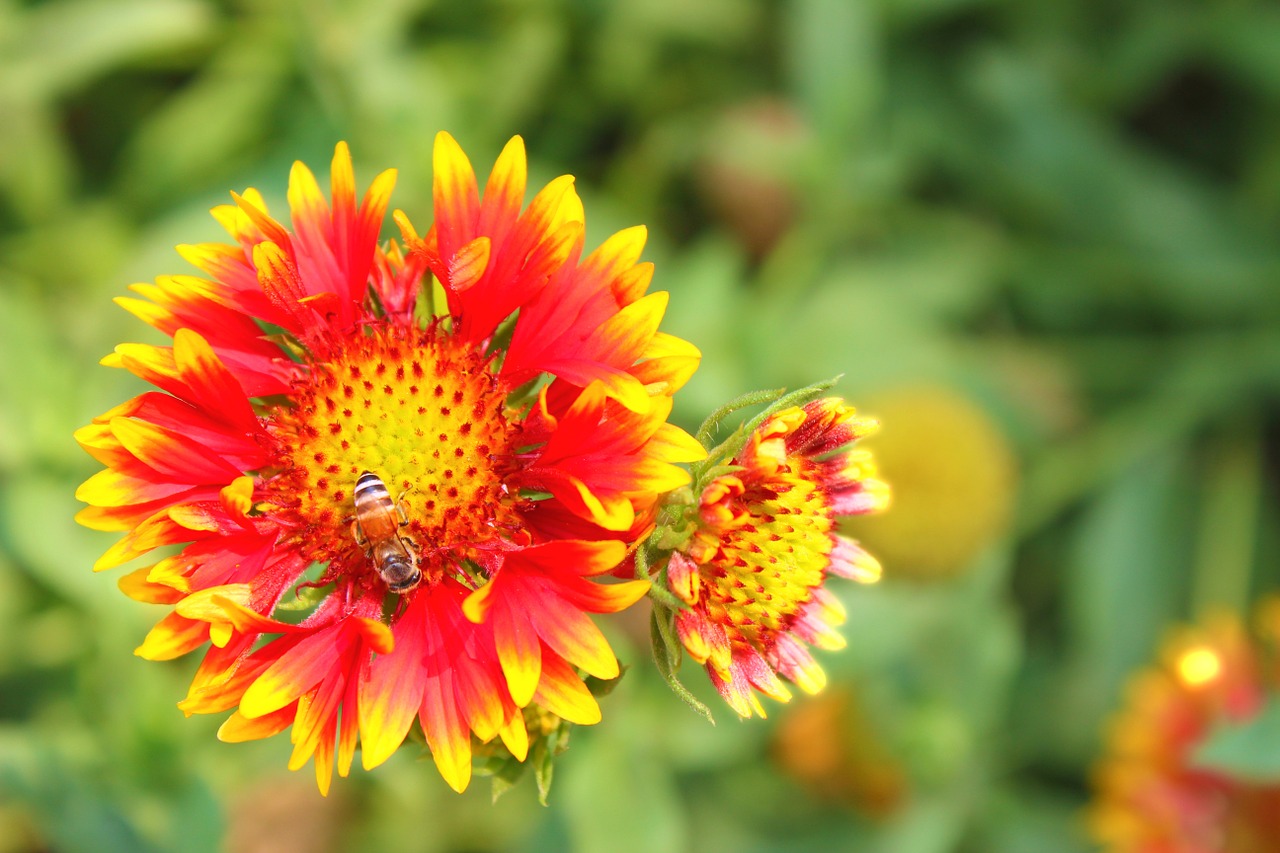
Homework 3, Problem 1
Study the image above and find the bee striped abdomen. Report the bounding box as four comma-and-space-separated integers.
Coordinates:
352, 470, 421, 593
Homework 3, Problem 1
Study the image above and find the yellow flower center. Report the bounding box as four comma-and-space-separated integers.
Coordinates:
1175, 646, 1223, 688
264, 323, 518, 573
700, 466, 834, 643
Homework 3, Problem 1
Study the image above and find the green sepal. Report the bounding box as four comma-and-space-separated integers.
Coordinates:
473, 716, 578, 804
690, 376, 842, 487
474, 748, 529, 803
649, 605, 715, 725
694, 387, 787, 448
634, 530, 691, 613
533, 722, 572, 806
585, 666, 626, 698
645, 579, 690, 613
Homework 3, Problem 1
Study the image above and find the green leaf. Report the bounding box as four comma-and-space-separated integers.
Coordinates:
1019, 448, 1192, 766
0, 739, 163, 853
584, 669, 626, 699
649, 606, 680, 671
633, 532, 650, 577
163, 781, 222, 853
970, 785, 1093, 853
1192, 695, 1280, 783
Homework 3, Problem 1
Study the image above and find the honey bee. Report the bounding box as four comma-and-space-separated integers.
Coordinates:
351, 471, 422, 593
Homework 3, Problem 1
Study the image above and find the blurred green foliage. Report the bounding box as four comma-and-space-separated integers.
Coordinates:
3, 0, 1279, 850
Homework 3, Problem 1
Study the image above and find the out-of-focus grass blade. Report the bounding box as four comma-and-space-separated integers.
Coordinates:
964, 50, 1280, 321
0, 0, 215, 102
0, 108, 74, 223
1020, 334, 1280, 535
0, 736, 163, 853
1206, 7, 1280, 97
560, 705, 688, 853
1190, 419, 1262, 616
785, 0, 880, 145
971, 786, 1093, 853
118, 23, 293, 207
1056, 447, 1191, 758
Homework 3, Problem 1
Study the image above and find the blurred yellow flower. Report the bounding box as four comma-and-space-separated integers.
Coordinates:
843, 385, 1016, 580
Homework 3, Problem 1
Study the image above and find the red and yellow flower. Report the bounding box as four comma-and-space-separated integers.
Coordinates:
1089, 605, 1280, 852
76, 134, 704, 793
666, 398, 887, 718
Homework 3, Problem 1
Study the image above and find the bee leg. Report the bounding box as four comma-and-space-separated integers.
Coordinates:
351, 519, 368, 551
394, 483, 414, 528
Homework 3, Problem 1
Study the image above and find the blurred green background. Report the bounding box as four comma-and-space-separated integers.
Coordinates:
4, 0, 1280, 850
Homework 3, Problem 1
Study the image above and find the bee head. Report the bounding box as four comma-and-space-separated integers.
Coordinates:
381, 553, 422, 593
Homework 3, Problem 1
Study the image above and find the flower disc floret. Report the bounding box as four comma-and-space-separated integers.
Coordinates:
264, 322, 517, 575
697, 472, 832, 638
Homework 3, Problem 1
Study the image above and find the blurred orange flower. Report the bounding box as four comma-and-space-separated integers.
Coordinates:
772, 687, 907, 817
1089, 604, 1280, 852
